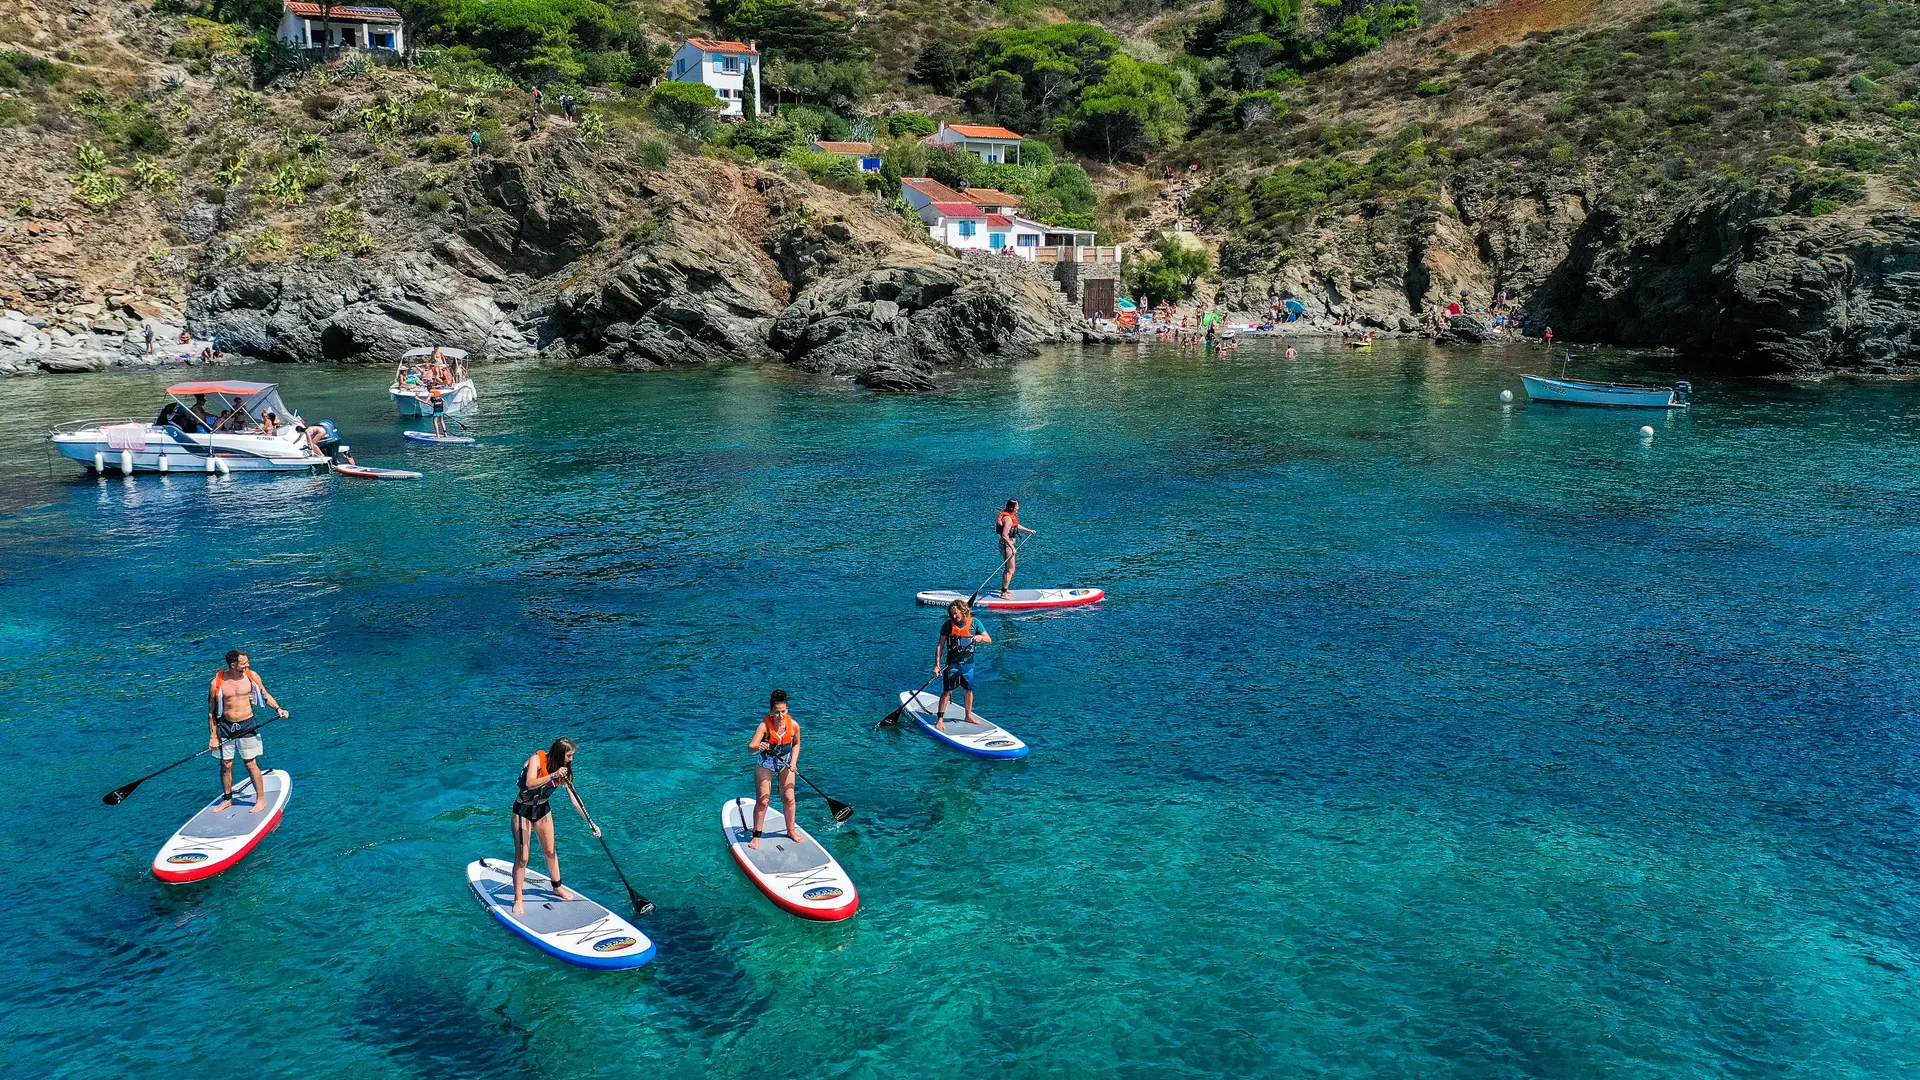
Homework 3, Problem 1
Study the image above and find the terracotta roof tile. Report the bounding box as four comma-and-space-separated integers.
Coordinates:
902, 177, 966, 201
963, 187, 1022, 205
943, 123, 1023, 140
928, 202, 986, 217
284, 1, 402, 19
985, 214, 1013, 227
685, 37, 759, 54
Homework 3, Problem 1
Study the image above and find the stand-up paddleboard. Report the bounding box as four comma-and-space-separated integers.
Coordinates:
721, 798, 858, 921
402, 431, 475, 445
152, 770, 291, 883
897, 690, 1029, 759
335, 464, 422, 480
915, 588, 1104, 612
466, 858, 655, 969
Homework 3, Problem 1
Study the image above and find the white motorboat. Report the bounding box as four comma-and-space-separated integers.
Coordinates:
390, 346, 477, 416
1520, 373, 1690, 408
49, 380, 333, 474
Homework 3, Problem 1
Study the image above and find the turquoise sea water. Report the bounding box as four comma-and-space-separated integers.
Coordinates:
5, 341, 1920, 1078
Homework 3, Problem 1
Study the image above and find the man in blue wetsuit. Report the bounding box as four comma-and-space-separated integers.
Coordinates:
932, 600, 991, 730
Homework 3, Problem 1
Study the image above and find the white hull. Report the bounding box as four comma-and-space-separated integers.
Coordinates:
51, 426, 327, 474
1520, 374, 1687, 408
391, 378, 477, 415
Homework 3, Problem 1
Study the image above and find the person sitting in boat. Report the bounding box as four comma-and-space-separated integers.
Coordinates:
212, 402, 248, 432
260, 411, 278, 436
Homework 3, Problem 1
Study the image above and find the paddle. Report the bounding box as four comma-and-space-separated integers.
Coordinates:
103, 714, 285, 805
564, 781, 655, 917
799, 771, 854, 823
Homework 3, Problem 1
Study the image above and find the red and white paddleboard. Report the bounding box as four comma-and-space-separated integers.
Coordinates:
152, 770, 291, 883
915, 588, 1105, 611
721, 797, 858, 921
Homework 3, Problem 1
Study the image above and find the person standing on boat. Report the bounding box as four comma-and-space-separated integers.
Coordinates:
747, 691, 802, 850
933, 600, 992, 730
429, 386, 448, 437
510, 737, 597, 915
207, 649, 288, 815
996, 499, 1036, 597
1543, 326, 1554, 348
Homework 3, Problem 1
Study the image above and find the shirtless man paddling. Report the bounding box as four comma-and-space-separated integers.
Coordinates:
207, 649, 289, 813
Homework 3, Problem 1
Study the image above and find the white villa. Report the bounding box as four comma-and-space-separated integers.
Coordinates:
669, 38, 760, 118
925, 123, 1025, 164
810, 140, 882, 172
276, 1, 405, 51
900, 178, 1110, 261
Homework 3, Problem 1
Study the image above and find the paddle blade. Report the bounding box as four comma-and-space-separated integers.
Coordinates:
630, 894, 656, 917
102, 783, 138, 805
829, 800, 853, 823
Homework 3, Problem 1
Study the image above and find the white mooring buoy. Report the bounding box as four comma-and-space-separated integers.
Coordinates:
1500, 389, 1513, 403
1640, 425, 1656, 438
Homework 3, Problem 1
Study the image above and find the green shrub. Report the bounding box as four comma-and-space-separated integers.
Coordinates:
1415, 80, 1451, 96
638, 138, 670, 169
415, 187, 452, 213
416, 134, 466, 162
1818, 138, 1882, 169
887, 111, 937, 137
0, 48, 66, 86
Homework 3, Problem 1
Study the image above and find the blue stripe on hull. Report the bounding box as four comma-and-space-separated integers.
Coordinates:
487, 909, 656, 970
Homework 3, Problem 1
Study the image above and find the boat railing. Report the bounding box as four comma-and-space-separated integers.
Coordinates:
1526, 375, 1674, 392
48, 417, 146, 434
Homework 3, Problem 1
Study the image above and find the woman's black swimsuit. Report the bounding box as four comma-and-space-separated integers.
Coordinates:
513, 766, 555, 823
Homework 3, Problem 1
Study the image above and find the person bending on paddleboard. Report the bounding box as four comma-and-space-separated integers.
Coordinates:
747, 690, 803, 850
933, 600, 991, 730
995, 500, 1037, 597
207, 649, 288, 814
511, 737, 599, 915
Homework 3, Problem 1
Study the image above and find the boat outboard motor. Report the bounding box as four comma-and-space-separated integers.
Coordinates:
1674, 381, 1692, 400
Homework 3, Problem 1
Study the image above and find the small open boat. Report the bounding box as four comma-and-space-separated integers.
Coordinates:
391, 346, 478, 416
1520, 373, 1690, 408
49, 380, 332, 474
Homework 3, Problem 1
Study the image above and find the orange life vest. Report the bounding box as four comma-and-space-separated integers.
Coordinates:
762, 713, 799, 746
996, 509, 1020, 538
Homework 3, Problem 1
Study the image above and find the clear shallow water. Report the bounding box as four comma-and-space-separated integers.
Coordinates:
5, 342, 1920, 1078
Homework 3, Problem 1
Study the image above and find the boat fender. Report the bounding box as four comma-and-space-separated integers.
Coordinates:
157, 455, 169, 474
121, 449, 134, 474
216, 458, 230, 476
93, 451, 104, 472
204, 457, 216, 474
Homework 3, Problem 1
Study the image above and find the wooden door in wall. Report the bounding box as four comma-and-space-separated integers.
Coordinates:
1082, 277, 1114, 318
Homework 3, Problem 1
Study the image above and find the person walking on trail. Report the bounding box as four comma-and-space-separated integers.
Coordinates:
747, 690, 802, 850
510, 736, 596, 915
933, 599, 991, 730
207, 649, 288, 814
995, 499, 1036, 597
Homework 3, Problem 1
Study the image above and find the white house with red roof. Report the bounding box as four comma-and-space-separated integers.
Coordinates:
276, 1, 404, 51
900, 177, 1098, 257
670, 38, 761, 118
925, 123, 1025, 164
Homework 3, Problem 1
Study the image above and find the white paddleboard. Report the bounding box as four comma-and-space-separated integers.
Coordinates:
152, 770, 291, 882
897, 690, 1029, 759
335, 464, 422, 480
402, 431, 475, 445
721, 797, 859, 921
466, 858, 655, 969
915, 588, 1105, 611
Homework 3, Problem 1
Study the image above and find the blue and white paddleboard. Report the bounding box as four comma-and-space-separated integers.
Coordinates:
897, 690, 1029, 759
466, 858, 655, 969
402, 431, 475, 445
